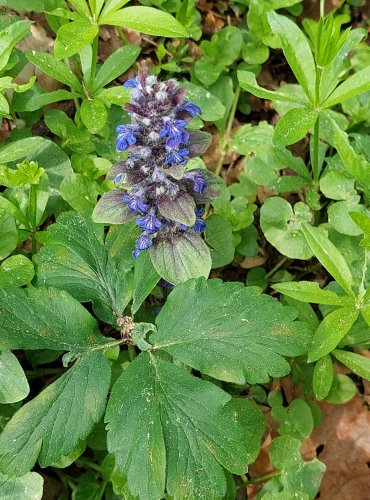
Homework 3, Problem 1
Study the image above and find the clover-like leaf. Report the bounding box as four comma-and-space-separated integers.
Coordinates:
35, 211, 134, 323
106, 352, 264, 500
151, 278, 311, 384
0, 351, 110, 476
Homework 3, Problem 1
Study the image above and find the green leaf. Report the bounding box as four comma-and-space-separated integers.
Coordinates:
94, 45, 140, 90
273, 107, 318, 147
149, 232, 212, 286
308, 307, 359, 362
25, 51, 82, 92
92, 189, 135, 224
54, 21, 99, 59
132, 252, 159, 315
80, 98, 107, 134
0, 211, 17, 260
0, 286, 105, 351
35, 211, 134, 323
350, 212, 370, 249
59, 172, 99, 212
268, 12, 316, 102
323, 66, 370, 109
259, 436, 325, 499
271, 399, 314, 441
237, 70, 307, 104
273, 281, 353, 305
151, 278, 311, 384
0, 20, 31, 72
0, 351, 110, 476
204, 214, 235, 268
106, 352, 264, 500
301, 223, 354, 296
0, 351, 29, 404
312, 355, 334, 400
180, 81, 225, 122
0, 471, 43, 500
0, 255, 34, 287
260, 198, 313, 260
157, 191, 195, 226
99, 7, 188, 37
0, 137, 44, 164
333, 349, 370, 381
324, 373, 356, 404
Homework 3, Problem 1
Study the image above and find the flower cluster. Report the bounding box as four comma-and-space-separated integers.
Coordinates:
108, 73, 216, 259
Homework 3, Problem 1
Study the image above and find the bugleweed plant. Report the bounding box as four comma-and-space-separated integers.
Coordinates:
1, 0, 370, 498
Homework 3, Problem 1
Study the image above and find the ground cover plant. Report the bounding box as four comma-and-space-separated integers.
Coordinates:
0, 0, 370, 498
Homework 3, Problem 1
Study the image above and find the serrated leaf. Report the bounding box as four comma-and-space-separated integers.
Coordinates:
0, 351, 110, 476
151, 278, 311, 384
106, 352, 264, 500
92, 189, 135, 224
0, 471, 43, 500
312, 355, 333, 400
35, 211, 134, 323
273, 281, 353, 306
0, 287, 105, 351
0, 351, 29, 404
301, 223, 354, 296
149, 232, 211, 285
268, 12, 316, 102
99, 7, 188, 37
308, 307, 359, 362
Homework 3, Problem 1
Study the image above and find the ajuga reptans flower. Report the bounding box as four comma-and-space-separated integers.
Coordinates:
93, 73, 222, 267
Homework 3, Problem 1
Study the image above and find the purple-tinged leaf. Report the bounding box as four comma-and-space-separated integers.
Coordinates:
157, 191, 196, 226
92, 190, 135, 224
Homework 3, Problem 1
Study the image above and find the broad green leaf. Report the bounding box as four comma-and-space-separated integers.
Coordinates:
0, 20, 31, 72
268, 12, 316, 102
132, 252, 159, 315
204, 214, 235, 268
273, 281, 353, 306
0, 286, 105, 351
106, 352, 264, 500
260, 198, 313, 260
25, 51, 82, 91
151, 278, 311, 384
0, 351, 110, 476
308, 307, 359, 362
0, 211, 17, 260
324, 373, 356, 404
237, 70, 307, 104
100, 0, 131, 17
271, 399, 314, 441
0, 255, 34, 287
312, 355, 333, 400
0, 94, 9, 117
54, 21, 99, 59
149, 232, 212, 285
350, 212, 370, 249
273, 107, 318, 147
0, 137, 44, 164
180, 81, 225, 122
97, 85, 130, 106
258, 436, 325, 499
94, 45, 140, 90
323, 66, 370, 109
333, 349, 370, 380
80, 98, 107, 134
35, 211, 133, 323
13, 87, 78, 112
0, 351, 29, 403
99, 7, 188, 37
301, 223, 354, 296
59, 172, 99, 212
0, 471, 43, 500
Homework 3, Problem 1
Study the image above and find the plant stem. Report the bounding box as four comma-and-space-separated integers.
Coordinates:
320, 0, 325, 18
128, 344, 137, 361
245, 471, 281, 485
89, 34, 99, 90
29, 184, 38, 255
265, 257, 288, 280
312, 66, 322, 185
117, 27, 128, 45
